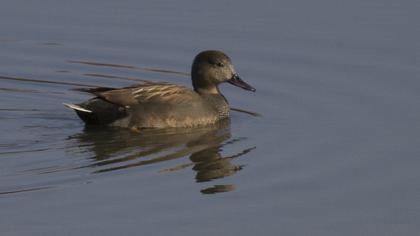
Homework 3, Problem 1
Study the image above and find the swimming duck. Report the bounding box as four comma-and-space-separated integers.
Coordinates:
64, 50, 255, 128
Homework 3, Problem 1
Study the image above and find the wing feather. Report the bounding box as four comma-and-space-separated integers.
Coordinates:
80, 82, 197, 107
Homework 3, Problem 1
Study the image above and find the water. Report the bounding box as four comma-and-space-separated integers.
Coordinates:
1, 0, 420, 235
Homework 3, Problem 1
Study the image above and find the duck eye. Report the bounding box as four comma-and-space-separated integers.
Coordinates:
216, 62, 224, 67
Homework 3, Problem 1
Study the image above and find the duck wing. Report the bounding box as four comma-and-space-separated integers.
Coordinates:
77, 82, 197, 107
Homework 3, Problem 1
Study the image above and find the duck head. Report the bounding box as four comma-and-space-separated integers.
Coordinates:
191, 50, 256, 94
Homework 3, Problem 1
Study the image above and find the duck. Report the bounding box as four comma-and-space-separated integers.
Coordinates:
64, 50, 255, 129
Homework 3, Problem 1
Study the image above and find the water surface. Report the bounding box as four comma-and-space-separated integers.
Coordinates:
1, 0, 420, 235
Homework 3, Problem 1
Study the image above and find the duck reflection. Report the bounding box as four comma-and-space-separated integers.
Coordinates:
70, 120, 255, 194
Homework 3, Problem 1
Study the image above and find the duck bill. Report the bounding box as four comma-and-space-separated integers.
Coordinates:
228, 74, 256, 92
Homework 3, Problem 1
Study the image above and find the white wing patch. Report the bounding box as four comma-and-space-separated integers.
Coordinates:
63, 103, 92, 113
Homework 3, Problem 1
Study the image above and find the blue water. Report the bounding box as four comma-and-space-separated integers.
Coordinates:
1, 0, 420, 235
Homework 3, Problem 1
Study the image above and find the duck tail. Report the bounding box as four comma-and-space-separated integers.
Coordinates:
63, 103, 92, 113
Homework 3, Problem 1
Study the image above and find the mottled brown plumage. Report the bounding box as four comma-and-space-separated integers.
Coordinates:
64, 50, 255, 129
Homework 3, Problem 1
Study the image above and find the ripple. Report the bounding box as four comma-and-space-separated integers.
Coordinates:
68, 60, 189, 76
0, 186, 52, 196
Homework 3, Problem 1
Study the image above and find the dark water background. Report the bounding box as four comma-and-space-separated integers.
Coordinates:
1, 0, 420, 235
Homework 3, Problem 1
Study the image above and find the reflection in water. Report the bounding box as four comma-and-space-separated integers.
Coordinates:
69, 120, 255, 194
200, 185, 236, 194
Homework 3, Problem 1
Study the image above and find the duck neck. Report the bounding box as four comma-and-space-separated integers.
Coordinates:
194, 85, 220, 95
192, 76, 220, 95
